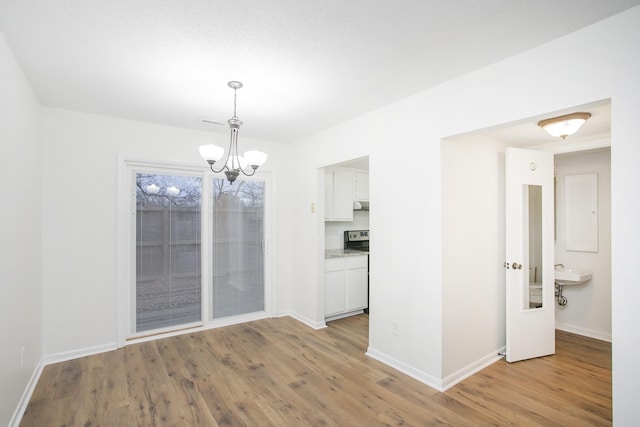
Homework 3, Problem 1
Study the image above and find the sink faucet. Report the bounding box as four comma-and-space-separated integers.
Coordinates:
555, 263, 564, 269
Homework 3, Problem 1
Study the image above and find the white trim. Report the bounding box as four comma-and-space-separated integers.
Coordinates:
116, 155, 130, 347
125, 312, 271, 345
264, 173, 276, 318
117, 156, 275, 344
365, 346, 443, 391
555, 323, 612, 342
537, 133, 610, 154
127, 321, 204, 341
42, 343, 118, 366
207, 311, 271, 330
286, 310, 327, 330
9, 361, 44, 427
441, 346, 506, 391
118, 158, 206, 343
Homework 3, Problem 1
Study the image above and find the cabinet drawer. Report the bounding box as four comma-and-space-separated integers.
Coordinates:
325, 257, 345, 272
346, 255, 367, 269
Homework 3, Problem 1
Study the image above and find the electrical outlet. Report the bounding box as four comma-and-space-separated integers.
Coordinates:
392, 320, 399, 336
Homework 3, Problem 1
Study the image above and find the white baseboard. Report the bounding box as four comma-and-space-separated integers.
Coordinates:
365, 346, 443, 391
285, 310, 327, 330
9, 360, 44, 427
441, 346, 505, 391
555, 323, 612, 342
366, 345, 505, 393
274, 308, 292, 318
42, 342, 117, 366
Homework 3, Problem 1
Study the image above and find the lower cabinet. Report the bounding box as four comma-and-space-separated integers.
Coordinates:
325, 255, 368, 318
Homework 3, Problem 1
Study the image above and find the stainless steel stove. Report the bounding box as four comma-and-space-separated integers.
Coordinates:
344, 230, 369, 252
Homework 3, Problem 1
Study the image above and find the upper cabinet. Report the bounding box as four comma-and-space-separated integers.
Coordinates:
354, 171, 369, 201
325, 168, 354, 221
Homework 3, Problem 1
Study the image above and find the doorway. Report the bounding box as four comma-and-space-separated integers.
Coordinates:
441, 100, 611, 376
319, 156, 370, 328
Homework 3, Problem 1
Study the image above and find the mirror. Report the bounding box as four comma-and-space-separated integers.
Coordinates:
525, 185, 543, 310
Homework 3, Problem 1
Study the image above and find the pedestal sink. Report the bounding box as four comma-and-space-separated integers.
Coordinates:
555, 265, 592, 285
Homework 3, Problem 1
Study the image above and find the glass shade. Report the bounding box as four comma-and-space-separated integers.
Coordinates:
166, 185, 180, 196
199, 144, 224, 162
244, 150, 267, 167
541, 119, 586, 139
538, 112, 591, 139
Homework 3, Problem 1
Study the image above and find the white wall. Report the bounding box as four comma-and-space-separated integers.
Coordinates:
441, 135, 507, 380
290, 92, 445, 383
0, 34, 42, 426
288, 7, 640, 421
40, 108, 289, 356
4, 6, 640, 423
555, 148, 611, 341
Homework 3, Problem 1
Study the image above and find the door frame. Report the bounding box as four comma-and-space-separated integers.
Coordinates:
116, 156, 273, 347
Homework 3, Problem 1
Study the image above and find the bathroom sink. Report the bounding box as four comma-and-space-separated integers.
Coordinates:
555, 266, 592, 285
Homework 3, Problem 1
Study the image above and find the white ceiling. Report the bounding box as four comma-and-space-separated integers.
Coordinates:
473, 101, 612, 149
1, 1, 638, 142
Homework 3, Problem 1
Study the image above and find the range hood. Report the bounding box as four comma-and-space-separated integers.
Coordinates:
353, 200, 370, 211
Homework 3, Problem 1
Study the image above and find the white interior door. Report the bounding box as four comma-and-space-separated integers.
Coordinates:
505, 147, 555, 363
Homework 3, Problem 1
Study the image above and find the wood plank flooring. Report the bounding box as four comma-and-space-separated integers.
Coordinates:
20, 315, 611, 426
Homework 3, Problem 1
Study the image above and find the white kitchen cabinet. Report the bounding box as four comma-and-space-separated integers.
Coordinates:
325, 255, 368, 318
324, 168, 354, 221
354, 171, 369, 201
324, 259, 347, 316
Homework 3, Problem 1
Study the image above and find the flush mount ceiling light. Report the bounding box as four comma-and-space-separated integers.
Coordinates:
199, 81, 267, 183
538, 112, 591, 140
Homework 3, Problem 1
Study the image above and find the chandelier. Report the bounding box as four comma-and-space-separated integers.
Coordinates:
199, 81, 267, 183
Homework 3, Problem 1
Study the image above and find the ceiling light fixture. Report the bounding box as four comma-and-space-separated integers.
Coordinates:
538, 112, 591, 140
199, 81, 267, 183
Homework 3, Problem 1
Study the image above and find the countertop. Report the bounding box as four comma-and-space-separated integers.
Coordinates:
325, 248, 369, 259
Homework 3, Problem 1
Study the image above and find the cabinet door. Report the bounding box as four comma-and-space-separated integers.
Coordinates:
325, 269, 346, 316
346, 256, 368, 310
324, 170, 334, 220
354, 171, 369, 201
331, 169, 354, 221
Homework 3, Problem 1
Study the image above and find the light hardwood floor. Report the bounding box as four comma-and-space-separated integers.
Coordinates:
20, 315, 611, 426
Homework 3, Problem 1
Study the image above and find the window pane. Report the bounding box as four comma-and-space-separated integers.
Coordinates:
211, 178, 265, 319
135, 173, 202, 332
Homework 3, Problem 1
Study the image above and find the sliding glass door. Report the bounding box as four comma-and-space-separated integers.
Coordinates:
134, 172, 202, 332
123, 164, 268, 340
210, 177, 265, 319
